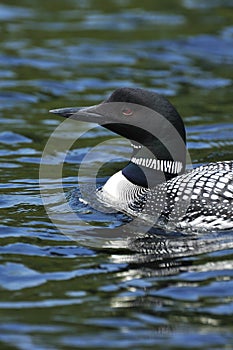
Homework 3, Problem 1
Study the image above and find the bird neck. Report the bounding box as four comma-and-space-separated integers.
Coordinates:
122, 142, 186, 188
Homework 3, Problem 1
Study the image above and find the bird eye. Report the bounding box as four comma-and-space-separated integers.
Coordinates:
122, 108, 133, 116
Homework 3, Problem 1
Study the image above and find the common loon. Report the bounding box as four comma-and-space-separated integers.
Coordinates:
50, 88, 233, 231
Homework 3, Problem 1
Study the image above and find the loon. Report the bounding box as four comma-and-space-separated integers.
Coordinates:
50, 88, 233, 231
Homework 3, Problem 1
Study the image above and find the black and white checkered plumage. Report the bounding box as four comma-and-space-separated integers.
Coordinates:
98, 161, 233, 231
131, 161, 233, 230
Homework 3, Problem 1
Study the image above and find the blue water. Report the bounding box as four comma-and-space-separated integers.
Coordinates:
0, 0, 233, 349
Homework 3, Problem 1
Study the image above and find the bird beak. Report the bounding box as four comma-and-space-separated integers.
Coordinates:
49, 104, 105, 123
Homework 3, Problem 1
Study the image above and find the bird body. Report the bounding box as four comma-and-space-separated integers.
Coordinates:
50, 88, 233, 231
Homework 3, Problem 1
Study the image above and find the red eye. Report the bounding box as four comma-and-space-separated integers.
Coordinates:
122, 108, 133, 116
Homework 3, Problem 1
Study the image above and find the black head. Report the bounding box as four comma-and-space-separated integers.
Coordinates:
50, 87, 187, 187
50, 87, 185, 143
108, 88, 184, 131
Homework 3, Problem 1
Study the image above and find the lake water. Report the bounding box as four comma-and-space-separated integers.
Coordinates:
0, 0, 233, 349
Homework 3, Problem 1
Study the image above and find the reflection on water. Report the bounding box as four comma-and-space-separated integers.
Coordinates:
0, 0, 233, 349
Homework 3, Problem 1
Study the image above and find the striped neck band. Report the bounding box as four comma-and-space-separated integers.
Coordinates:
131, 156, 183, 174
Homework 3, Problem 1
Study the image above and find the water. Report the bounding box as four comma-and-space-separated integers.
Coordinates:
0, 0, 233, 349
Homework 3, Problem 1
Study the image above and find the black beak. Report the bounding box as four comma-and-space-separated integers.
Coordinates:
49, 104, 105, 123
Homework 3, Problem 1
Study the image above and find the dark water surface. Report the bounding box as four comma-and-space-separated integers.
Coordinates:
0, 0, 233, 349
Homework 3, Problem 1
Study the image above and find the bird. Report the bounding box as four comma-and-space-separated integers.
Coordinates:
50, 87, 233, 232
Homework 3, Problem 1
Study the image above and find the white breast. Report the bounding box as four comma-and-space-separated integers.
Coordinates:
98, 171, 144, 209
